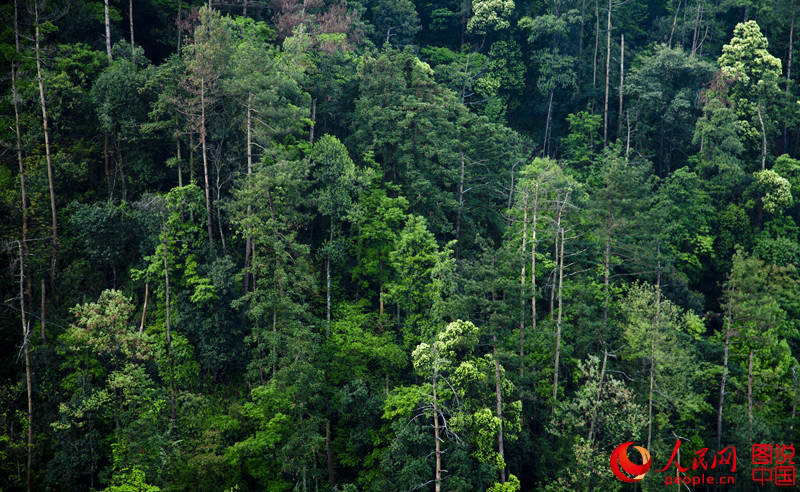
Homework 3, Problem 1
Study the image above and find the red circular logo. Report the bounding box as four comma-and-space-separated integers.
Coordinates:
610, 442, 652, 482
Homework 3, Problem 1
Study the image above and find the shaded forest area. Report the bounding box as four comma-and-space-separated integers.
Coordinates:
2, 0, 800, 490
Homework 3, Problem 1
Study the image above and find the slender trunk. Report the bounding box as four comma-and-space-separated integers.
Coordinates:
139, 282, 149, 336
520, 190, 528, 375
579, 0, 586, 59
668, 0, 681, 49
617, 33, 624, 138
200, 79, 213, 245
717, 302, 731, 449
243, 0, 248, 17
35, 1, 58, 282
433, 356, 441, 492
757, 104, 767, 170
40, 279, 46, 345
327, 226, 332, 332
18, 241, 33, 492
792, 366, 798, 430
326, 421, 335, 487
602, 221, 611, 335
310, 98, 317, 144
104, 0, 112, 61
494, 334, 505, 484
786, 6, 795, 151
647, 258, 661, 450
506, 163, 516, 229
129, 0, 134, 58
603, 0, 611, 143
626, 110, 631, 158
593, 0, 599, 89
12, 0, 27, 261
747, 348, 754, 441
587, 349, 608, 442
456, 152, 466, 246
244, 93, 252, 294
543, 91, 554, 156
176, 134, 183, 187
550, 192, 563, 319
530, 182, 538, 334
552, 226, 565, 406
162, 226, 176, 422
104, 136, 112, 197
691, 0, 701, 57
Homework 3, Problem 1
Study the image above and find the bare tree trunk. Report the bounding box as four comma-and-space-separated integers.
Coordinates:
587, 349, 608, 442
456, 152, 466, 246
244, 93, 253, 294
40, 279, 46, 345
691, 0, 701, 56
139, 282, 149, 335
757, 104, 767, 170
433, 355, 442, 492
530, 182, 539, 336
786, 6, 795, 152
162, 227, 176, 422
129, 0, 135, 58
544, 91, 554, 155
18, 241, 33, 492
593, 0, 599, 89
34, 0, 58, 282
617, 33, 624, 139
243, 0, 248, 17
176, 134, 183, 187
647, 258, 661, 450
552, 225, 566, 406
309, 98, 317, 144
104, 0, 112, 60
520, 190, 528, 375
602, 219, 611, 334
626, 111, 631, 158
327, 226, 332, 332
550, 192, 563, 319
104, 136, 112, 198
12, 0, 28, 262
748, 348, 754, 441
200, 79, 214, 245
326, 421, 335, 487
792, 366, 798, 430
494, 334, 505, 484
717, 301, 732, 449
603, 0, 611, 143
668, 0, 681, 49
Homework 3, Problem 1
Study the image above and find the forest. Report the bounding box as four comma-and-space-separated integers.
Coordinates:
2, 0, 800, 490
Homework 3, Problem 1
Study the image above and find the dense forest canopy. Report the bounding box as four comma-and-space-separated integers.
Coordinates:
2, 0, 800, 490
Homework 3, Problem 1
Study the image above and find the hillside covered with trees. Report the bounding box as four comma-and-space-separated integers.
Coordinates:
2, 0, 800, 490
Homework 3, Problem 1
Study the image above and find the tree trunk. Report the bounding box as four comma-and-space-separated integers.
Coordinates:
786, 6, 795, 152
691, 0, 701, 57
163, 227, 176, 422
326, 421, 335, 487
200, 79, 214, 245
129, 0, 134, 58
104, 136, 112, 198
456, 152, 466, 248
310, 98, 317, 144
593, 0, 599, 89
176, 134, 183, 187
550, 192, 563, 319
520, 190, 528, 375
617, 33, 624, 139
139, 282, 149, 335
757, 104, 767, 171
244, 93, 253, 294
647, 258, 661, 450
544, 91, 554, 155
552, 225, 565, 406
327, 226, 332, 332
243, 0, 248, 17
602, 219, 611, 335
433, 355, 442, 492
747, 348, 754, 441
18, 241, 33, 492
104, 0, 112, 61
717, 301, 732, 449
34, 0, 58, 282
668, 0, 681, 49
587, 349, 608, 442
494, 334, 505, 484
12, 0, 28, 265
603, 0, 611, 143
792, 366, 798, 430
40, 279, 46, 345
